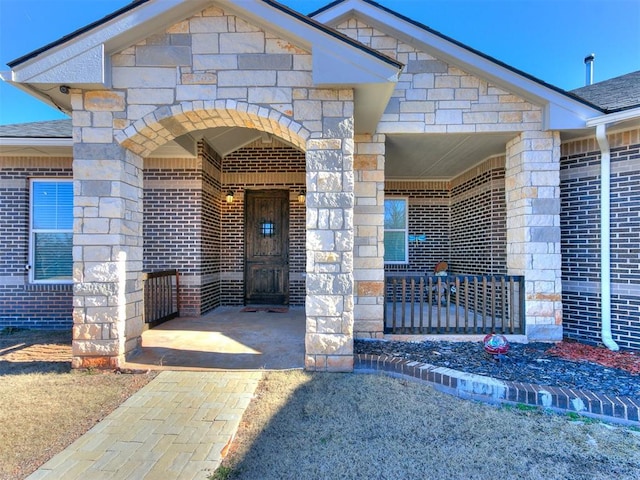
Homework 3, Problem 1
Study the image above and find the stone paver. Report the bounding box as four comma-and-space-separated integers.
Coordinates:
27, 371, 262, 480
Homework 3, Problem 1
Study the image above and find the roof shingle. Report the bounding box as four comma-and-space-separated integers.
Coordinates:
0, 119, 71, 138
571, 71, 640, 112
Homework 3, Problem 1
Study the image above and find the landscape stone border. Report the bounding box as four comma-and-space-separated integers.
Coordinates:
355, 353, 640, 427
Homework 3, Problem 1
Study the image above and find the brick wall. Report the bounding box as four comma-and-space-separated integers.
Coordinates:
220, 138, 306, 305
143, 158, 204, 316
451, 157, 507, 275
0, 158, 73, 329
384, 157, 506, 276
384, 181, 450, 274
201, 142, 223, 313
143, 138, 306, 312
560, 128, 640, 350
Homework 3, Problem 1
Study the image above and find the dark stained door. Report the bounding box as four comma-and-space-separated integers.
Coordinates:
245, 190, 289, 305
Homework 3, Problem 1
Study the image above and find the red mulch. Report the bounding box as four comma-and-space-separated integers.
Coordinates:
547, 341, 640, 375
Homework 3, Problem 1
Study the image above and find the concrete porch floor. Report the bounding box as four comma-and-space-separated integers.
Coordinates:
123, 306, 306, 371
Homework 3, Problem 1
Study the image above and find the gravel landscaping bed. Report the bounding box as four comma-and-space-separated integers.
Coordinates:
355, 339, 640, 398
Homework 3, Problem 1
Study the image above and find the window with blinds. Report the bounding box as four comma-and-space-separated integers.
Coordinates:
30, 180, 73, 283
384, 198, 408, 264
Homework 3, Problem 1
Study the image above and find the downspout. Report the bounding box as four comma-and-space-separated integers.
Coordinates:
595, 124, 619, 351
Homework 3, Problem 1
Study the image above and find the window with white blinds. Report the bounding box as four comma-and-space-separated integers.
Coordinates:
30, 179, 73, 283
384, 198, 408, 264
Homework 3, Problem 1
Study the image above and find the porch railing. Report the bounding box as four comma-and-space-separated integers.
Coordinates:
142, 270, 180, 327
384, 274, 525, 335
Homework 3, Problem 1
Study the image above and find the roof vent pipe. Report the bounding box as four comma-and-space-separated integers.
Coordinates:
584, 53, 595, 86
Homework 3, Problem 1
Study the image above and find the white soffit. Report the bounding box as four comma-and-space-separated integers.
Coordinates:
385, 132, 515, 180
312, 0, 603, 130
0, 138, 73, 157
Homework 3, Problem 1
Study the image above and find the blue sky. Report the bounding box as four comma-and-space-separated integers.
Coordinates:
0, 0, 638, 125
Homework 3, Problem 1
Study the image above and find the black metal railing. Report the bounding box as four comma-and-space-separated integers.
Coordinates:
142, 270, 180, 327
384, 274, 525, 335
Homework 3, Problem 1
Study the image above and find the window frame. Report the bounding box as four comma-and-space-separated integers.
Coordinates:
383, 197, 409, 265
29, 178, 74, 284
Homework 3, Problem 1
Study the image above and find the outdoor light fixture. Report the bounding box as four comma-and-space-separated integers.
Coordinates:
226, 191, 234, 203
297, 190, 306, 204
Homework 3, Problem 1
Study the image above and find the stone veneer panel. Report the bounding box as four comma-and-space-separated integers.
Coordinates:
69, 4, 363, 370
305, 95, 356, 372
110, 6, 313, 156
72, 132, 144, 369
353, 134, 386, 338
506, 131, 562, 341
334, 18, 543, 135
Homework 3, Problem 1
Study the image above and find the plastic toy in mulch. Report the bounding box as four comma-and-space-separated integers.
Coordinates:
483, 333, 510, 362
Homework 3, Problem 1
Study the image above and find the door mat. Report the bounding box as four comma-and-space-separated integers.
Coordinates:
241, 307, 289, 313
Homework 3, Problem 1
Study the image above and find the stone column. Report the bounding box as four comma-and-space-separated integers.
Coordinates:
71, 91, 144, 368
305, 102, 355, 372
353, 134, 386, 338
505, 130, 562, 341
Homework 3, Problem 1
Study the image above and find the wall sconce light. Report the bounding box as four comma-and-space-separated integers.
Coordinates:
226, 190, 234, 203
297, 190, 306, 204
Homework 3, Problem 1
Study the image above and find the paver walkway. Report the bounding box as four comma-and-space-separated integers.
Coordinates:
27, 370, 262, 480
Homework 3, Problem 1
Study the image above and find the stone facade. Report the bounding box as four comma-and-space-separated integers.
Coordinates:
71, 140, 144, 369
334, 18, 543, 135
505, 131, 563, 341
353, 134, 386, 339
337, 17, 561, 342
6, 0, 631, 370
69, 5, 357, 370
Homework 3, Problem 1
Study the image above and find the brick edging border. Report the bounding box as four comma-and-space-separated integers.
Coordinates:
354, 354, 640, 426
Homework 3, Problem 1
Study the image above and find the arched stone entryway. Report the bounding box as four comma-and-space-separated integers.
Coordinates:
118, 101, 309, 157
72, 97, 357, 372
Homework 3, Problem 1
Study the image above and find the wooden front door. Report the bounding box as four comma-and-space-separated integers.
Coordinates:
244, 190, 289, 305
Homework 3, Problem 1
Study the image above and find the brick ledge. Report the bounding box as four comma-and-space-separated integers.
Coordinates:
354, 354, 640, 426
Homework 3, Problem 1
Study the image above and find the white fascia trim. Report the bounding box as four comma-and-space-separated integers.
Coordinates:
0, 138, 72, 147
313, 0, 602, 128
10, 0, 210, 85
11, 0, 399, 89
313, 46, 400, 85
586, 106, 640, 127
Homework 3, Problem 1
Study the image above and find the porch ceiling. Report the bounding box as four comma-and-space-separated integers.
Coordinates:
150, 126, 302, 158
385, 132, 516, 180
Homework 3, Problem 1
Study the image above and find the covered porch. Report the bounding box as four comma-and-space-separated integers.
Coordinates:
124, 306, 306, 371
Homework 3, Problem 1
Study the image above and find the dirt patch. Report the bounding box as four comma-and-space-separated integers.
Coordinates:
214, 371, 640, 480
0, 328, 72, 375
0, 329, 156, 479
